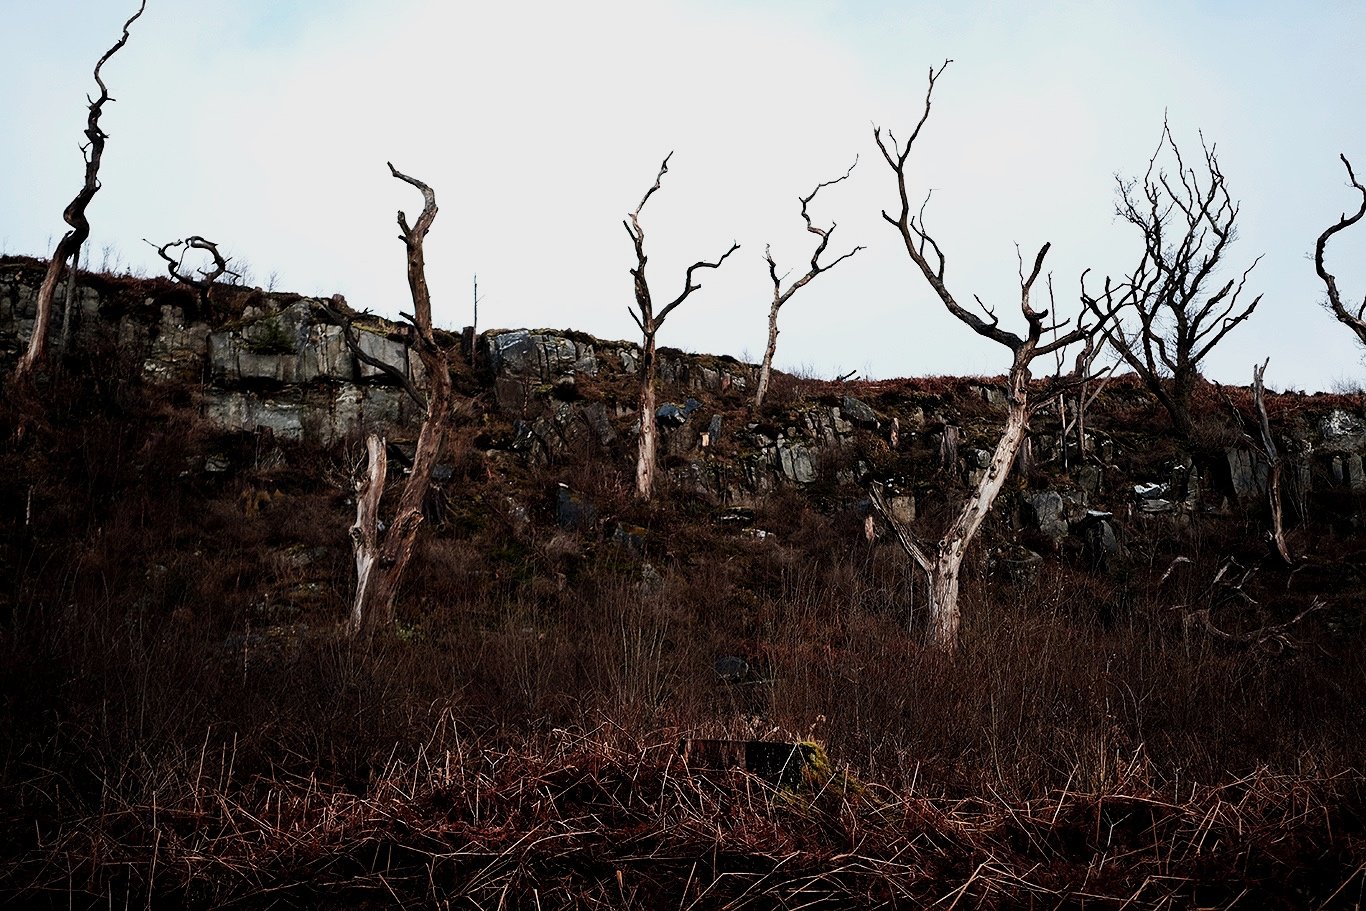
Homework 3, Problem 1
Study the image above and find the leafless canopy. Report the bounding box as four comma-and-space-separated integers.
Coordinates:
1083, 119, 1262, 439
874, 61, 1107, 393
753, 159, 865, 411
13, 1, 146, 381
624, 153, 739, 500
625, 153, 740, 340
148, 236, 239, 308
869, 62, 1115, 652
764, 158, 865, 306
1314, 154, 1366, 348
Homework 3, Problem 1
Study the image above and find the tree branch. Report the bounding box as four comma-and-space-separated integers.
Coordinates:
387, 161, 439, 347
1315, 154, 1366, 347
314, 301, 427, 410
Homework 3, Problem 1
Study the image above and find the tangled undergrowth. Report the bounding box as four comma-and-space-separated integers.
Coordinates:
3, 720, 1363, 910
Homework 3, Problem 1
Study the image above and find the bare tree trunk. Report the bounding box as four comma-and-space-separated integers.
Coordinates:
345, 163, 454, 637
361, 356, 452, 633
754, 303, 780, 413
58, 244, 81, 356
349, 434, 387, 634
938, 425, 960, 472
15, 2, 144, 382
868, 389, 1030, 649
1169, 368, 1196, 442
927, 391, 1030, 648
1073, 391, 1085, 462
1252, 359, 1292, 565
635, 333, 659, 500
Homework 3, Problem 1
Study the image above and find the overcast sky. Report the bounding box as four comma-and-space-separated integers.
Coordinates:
3, 1, 1365, 391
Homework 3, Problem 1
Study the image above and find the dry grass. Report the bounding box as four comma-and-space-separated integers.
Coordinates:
2, 721, 1361, 909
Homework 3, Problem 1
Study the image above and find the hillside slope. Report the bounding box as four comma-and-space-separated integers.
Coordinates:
2, 257, 1364, 908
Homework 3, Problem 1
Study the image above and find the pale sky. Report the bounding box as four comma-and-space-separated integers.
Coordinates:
3, 1, 1365, 391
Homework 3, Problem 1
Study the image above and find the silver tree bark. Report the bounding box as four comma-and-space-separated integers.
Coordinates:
1251, 359, 1292, 565
349, 434, 388, 633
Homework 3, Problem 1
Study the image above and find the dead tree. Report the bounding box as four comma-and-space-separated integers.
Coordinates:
1053, 330, 1115, 471
345, 164, 456, 637
1221, 358, 1294, 565
753, 160, 864, 412
1315, 154, 1366, 347
871, 61, 1114, 652
625, 154, 738, 500
1082, 119, 1262, 442
14, 1, 146, 382
148, 236, 239, 309
57, 245, 83, 357
1251, 359, 1292, 564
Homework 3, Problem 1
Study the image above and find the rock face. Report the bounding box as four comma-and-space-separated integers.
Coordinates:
486, 329, 597, 414
200, 301, 426, 443
1022, 490, 1068, 542
1225, 447, 1267, 502
7, 257, 1366, 549
1319, 409, 1366, 453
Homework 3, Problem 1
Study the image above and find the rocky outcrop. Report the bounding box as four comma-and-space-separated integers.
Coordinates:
7, 257, 1366, 555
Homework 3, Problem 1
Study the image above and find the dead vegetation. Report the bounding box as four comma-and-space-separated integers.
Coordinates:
3, 721, 1363, 910
2, 260, 1365, 908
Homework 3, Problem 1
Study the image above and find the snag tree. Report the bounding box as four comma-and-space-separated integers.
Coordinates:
1251, 359, 1292, 565
872, 61, 1114, 652
15, 1, 146, 382
344, 164, 456, 636
1082, 119, 1262, 442
753, 160, 864, 413
148, 236, 239, 309
1314, 154, 1366, 348
625, 154, 738, 500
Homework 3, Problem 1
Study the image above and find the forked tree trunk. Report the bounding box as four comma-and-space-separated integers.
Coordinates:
1267, 461, 1290, 564
345, 164, 453, 637
352, 351, 453, 635
868, 381, 1032, 650
1251, 359, 1292, 565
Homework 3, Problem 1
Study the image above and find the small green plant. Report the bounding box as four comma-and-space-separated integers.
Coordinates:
244, 318, 294, 355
